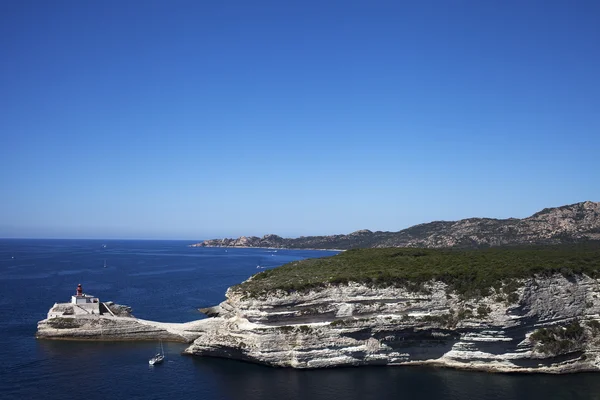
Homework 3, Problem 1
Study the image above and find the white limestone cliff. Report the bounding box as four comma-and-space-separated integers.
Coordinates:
184, 274, 600, 372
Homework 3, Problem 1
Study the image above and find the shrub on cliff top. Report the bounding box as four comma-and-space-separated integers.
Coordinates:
234, 242, 600, 298
530, 321, 585, 355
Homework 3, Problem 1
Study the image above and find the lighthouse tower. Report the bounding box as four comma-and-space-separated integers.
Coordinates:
46, 284, 103, 319
70, 284, 100, 315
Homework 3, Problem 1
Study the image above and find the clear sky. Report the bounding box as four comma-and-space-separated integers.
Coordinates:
1, 1, 599, 240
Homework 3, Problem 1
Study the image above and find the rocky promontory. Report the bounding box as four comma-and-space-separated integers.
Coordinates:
192, 201, 600, 250
185, 276, 600, 372
184, 244, 600, 372
37, 301, 206, 343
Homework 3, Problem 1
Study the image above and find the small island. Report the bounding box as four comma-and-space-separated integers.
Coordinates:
38, 243, 600, 373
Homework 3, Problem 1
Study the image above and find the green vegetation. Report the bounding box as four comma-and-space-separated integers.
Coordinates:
422, 312, 456, 326
530, 321, 585, 355
234, 242, 600, 298
329, 317, 372, 328
586, 320, 600, 336
477, 305, 492, 318
274, 324, 314, 334
330, 319, 349, 327
276, 325, 294, 333
420, 308, 479, 327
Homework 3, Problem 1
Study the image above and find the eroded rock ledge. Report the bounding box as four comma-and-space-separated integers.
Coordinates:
184, 274, 600, 372
36, 302, 206, 343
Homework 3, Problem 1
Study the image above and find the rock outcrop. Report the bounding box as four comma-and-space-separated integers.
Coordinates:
37, 272, 600, 372
184, 274, 600, 372
192, 201, 600, 250
36, 303, 206, 343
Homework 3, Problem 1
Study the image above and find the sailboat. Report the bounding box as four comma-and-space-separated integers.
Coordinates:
103, 259, 107, 268
149, 340, 165, 365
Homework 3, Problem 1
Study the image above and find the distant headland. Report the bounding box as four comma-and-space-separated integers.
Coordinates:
191, 201, 600, 250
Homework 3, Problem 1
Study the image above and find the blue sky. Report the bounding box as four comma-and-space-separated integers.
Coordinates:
1, 1, 599, 239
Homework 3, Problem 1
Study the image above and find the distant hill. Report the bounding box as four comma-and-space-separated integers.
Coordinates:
192, 201, 600, 250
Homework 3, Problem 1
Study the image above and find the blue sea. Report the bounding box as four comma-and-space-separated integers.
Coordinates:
1, 239, 599, 400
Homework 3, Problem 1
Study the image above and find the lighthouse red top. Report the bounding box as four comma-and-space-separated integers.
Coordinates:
76, 284, 83, 296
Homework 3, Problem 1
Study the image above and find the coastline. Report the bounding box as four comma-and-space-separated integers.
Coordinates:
36, 243, 600, 374
38, 274, 600, 374
189, 244, 345, 252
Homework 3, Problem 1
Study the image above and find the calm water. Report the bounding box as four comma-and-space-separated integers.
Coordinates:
1, 239, 599, 400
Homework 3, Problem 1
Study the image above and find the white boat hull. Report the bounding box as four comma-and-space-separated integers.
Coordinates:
149, 355, 164, 365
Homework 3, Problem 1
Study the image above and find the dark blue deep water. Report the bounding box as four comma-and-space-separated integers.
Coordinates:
1, 239, 600, 400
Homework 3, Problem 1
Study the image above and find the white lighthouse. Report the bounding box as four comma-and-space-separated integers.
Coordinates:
69, 283, 100, 314
46, 284, 112, 319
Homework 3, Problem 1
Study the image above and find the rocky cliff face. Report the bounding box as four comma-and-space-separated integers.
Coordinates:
192, 201, 600, 250
184, 274, 600, 372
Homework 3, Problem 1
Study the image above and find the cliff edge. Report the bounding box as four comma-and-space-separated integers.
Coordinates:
184, 244, 600, 372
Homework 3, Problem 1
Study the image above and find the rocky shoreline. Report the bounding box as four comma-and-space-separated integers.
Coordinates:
36, 311, 208, 343
37, 273, 600, 373
189, 244, 345, 252
184, 274, 600, 373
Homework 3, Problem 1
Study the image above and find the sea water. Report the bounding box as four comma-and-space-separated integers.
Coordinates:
0, 239, 598, 400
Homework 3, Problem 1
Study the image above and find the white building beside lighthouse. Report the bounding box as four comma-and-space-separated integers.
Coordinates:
70, 283, 100, 315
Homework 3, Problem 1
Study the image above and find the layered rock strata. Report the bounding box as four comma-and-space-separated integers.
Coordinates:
184, 274, 600, 372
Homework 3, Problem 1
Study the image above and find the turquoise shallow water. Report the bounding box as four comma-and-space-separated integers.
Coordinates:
1, 239, 599, 400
